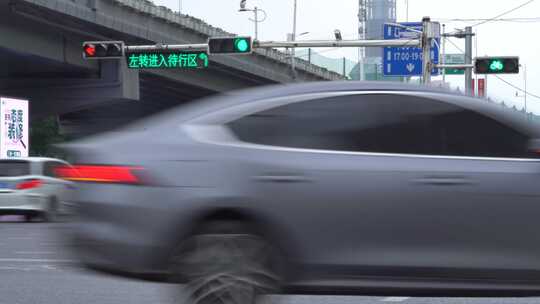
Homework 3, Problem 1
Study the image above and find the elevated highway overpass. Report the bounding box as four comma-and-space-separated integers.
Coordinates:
0, 0, 343, 135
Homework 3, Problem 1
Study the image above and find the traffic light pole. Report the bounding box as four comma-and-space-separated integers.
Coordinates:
120, 39, 422, 54
125, 43, 207, 52
85, 24, 519, 87
464, 26, 473, 95
254, 39, 421, 48
435, 64, 474, 69
421, 17, 433, 85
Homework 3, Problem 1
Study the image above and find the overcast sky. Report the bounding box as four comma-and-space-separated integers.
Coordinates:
152, 0, 540, 113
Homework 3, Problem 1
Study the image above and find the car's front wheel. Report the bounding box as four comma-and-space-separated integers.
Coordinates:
169, 221, 281, 304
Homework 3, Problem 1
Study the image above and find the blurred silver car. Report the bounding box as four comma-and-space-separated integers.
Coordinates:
0, 157, 73, 221
62, 82, 540, 301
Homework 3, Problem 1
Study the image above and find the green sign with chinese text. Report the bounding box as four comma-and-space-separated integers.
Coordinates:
126, 51, 209, 69
443, 54, 465, 75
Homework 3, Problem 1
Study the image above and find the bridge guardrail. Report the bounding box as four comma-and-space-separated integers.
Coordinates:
111, 0, 343, 80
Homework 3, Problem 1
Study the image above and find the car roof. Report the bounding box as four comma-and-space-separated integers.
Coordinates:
0, 157, 67, 163
137, 81, 456, 125
71, 81, 540, 146
167, 81, 540, 137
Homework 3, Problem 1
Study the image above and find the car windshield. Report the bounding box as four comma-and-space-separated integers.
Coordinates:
0, 160, 30, 177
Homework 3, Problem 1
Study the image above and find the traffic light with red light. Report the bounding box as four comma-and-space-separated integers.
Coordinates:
474, 57, 519, 74
208, 37, 252, 55
82, 41, 125, 59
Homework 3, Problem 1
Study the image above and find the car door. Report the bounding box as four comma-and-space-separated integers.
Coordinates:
220, 92, 455, 276
413, 100, 540, 278
221, 91, 540, 282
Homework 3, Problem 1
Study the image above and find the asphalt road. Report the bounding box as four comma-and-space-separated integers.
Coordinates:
2, 219, 540, 304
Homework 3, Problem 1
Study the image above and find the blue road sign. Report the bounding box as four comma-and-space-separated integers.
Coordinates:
383, 22, 439, 77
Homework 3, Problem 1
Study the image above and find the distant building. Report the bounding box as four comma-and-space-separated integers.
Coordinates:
352, 0, 398, 81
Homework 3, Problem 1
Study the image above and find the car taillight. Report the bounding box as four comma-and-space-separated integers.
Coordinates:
16, 179, 42, 190
55, 165, 145, 184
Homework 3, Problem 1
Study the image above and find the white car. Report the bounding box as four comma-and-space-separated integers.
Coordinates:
0, 157, 74, 221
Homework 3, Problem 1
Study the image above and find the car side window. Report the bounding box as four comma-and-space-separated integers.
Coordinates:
43, 161, 63, 178
226, 94, 532, 158
432, 108, 531, 158
43, 162, 54, 177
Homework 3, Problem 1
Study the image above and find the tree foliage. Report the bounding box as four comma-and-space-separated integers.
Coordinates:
30, 116, 65, 158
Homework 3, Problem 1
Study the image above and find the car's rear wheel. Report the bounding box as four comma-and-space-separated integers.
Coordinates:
169, 221, 281, 304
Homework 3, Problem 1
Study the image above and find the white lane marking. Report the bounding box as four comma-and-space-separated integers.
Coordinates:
381, 297, 410, 302
42, 265, 58, 270
0, 266, 29, 271
14, 251, 56, 255
0, 258, 75, 263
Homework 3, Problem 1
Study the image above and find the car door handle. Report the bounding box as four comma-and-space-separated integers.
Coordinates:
253, 175, 311, 183
413, 176, 473, 186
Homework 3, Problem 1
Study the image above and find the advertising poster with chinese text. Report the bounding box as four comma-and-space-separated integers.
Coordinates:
0, 97, 29, 158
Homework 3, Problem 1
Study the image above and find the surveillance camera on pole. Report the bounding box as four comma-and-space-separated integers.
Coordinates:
239, 0, 247, 10
334, 30, 343, 41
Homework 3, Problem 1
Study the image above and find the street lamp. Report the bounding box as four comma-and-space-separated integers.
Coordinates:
291, 0, 298, 79
238, 0, 267, 40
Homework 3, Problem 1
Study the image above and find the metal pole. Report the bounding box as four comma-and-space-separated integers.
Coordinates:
125, 43, 207, 52
358, 47, 363, 81
442, 24, 446, 84
291, 0, 298, 78
406, 0, 409, 22
343, 57, 346, 77
178, 0, 182, 13
435, 64, 474, 69
421, 17, 432, 85
308, 48, 311, 63
485, 74, 488, 99
524, 64, 527, 115
464, 26, 473, 95
360, 1, 366, 81
474, 29, 478, 96
255, 39, 421, 48
254, 7, 259, 41
125, 39, 421, 54
360, 39, 365, 81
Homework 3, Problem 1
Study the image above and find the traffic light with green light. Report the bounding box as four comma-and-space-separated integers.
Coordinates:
82, 41, 125, 59
474, 57, 519, 74
208, 37, 253, 55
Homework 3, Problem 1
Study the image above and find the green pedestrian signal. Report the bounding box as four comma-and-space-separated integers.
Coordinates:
208, 37, 253, 55
489, 60, 504, 72
475, 57, 519, 74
